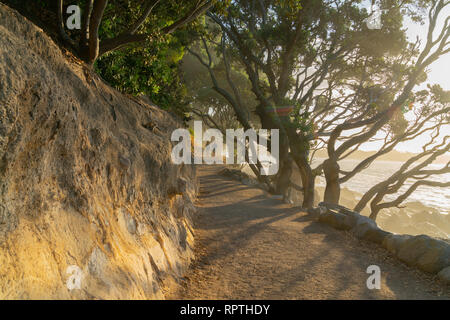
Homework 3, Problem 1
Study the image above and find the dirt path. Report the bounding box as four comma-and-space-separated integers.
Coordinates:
167, 166, 449, 299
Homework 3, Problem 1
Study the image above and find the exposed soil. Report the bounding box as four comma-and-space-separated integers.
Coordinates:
167, 166, 450, 299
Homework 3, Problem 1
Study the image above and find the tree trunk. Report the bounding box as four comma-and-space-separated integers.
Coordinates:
323, 158, 340, 204
275, 155, 292, 196
87, 0, 108, 65
291, 152, 315, 209
79, 0, 94, 62
274, 132, 291, 195
354, 182, 385, 213
369, 203, 381, 221
57, 0, 75, 46
281, 124, 314, 209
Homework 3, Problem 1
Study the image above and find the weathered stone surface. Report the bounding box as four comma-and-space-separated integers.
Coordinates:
352, 215, 377, 236
0, 4, 197, 299
396, 234, 429, 265
318, 209, 353, 230
361, 228, 392, 244
415, 243, 450, 274
319, 202, 358, 221
318, 202, 356, 216
394, 235, 450, 273
317, 203, 450, 275
327, 213, 388, 244
307, 207, 321, 219
382, 234, 413, 255
317, 203, 391, 244
437, 266, 450, 284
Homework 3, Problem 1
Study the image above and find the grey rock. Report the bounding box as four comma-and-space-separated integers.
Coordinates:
361, 228, 391, 244
415, 237, 450, 273
307, 207, 321, 219
316, 203, 450, 275
351, 215, 378, 237
319, 202, 355, 215
318, 210, 353, 230
437, 266, 450, 284
347, 214, 391, 244
396, 235, 450, 273
383, 234, 413, 255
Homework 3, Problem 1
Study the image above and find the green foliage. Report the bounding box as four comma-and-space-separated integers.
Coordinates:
87, 0, 220, 116
182, 42, 259, 129
3, 0, 220, 116
95, 35, 188, 114
428, 84, 450, 104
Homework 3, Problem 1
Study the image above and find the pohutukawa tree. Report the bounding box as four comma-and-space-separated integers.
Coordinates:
186, 35, 275, 186
56, 0, 218, 65
360, 144, 450, 220
353, 85, 450, 220
189, 0, 450, 208
192, 0, 385, 207
314, 0, 450, 205
182, 40, 258, 135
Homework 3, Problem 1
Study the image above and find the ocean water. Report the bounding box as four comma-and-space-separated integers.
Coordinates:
313, 159, 450, 215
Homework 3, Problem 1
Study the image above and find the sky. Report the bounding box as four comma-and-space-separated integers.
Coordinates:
357, 1, 450, 153
407, 10, 450, 91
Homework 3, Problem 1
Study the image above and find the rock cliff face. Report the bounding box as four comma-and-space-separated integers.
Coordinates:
0, 3, 197, 299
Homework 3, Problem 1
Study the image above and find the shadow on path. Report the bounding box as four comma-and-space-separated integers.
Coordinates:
168, 166, 449, 299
